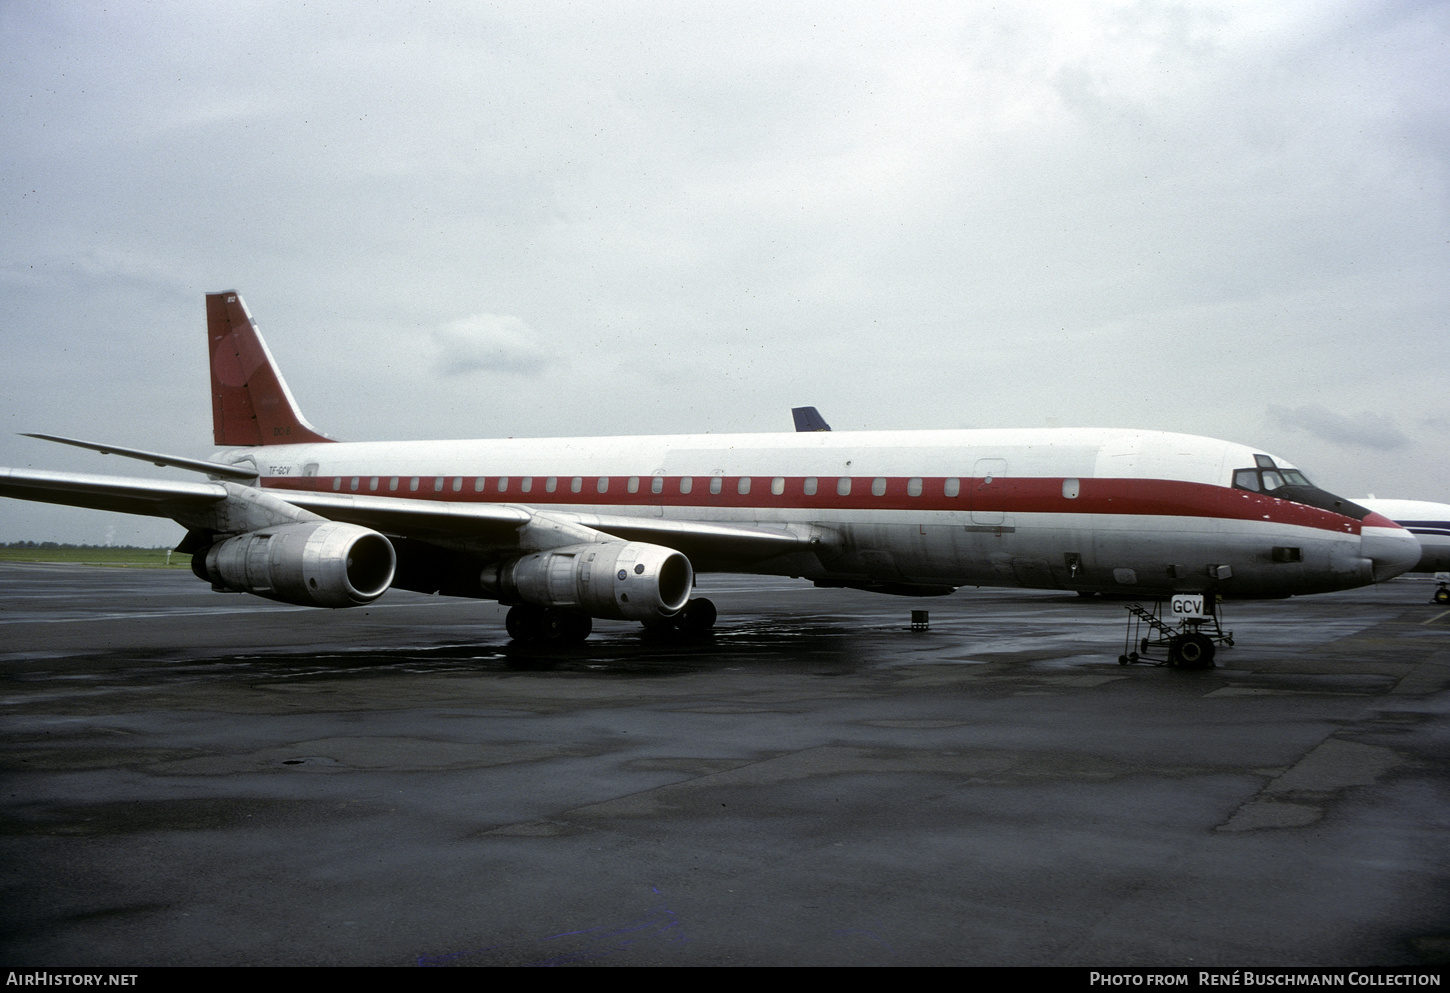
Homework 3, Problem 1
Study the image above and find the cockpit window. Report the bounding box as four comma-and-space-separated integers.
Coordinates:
1234, 466, 1313, 494
1232, 464, 1364, 520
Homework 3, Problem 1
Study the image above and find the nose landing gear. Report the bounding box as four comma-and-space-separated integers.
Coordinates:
1119, 597, 1232, 669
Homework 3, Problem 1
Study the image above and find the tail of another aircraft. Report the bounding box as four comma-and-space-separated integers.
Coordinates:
207, 291, 334, 447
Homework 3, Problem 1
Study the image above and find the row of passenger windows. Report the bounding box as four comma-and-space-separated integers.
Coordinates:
326, 475, 1081, 499
324, 472, 962, 495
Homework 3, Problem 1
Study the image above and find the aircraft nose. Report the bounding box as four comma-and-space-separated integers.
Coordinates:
1361, 512, 1422, 582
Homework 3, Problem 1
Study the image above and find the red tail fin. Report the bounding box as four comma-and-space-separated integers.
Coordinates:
207, 292, 334, 446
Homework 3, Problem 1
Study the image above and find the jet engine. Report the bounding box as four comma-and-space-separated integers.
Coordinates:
483, 540, 693, 622
193, 521, 396, 608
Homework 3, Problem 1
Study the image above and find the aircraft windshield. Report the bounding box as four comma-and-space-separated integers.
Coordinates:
1234, 466, 1313, 493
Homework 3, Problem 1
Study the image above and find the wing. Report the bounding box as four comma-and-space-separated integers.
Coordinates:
0, 467, 228, 517
279, 491, 812, 567
1, 466, 815, 568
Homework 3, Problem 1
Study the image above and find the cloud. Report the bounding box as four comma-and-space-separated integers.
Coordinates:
432, 314, 556, 377
1266, 404, 1411, 450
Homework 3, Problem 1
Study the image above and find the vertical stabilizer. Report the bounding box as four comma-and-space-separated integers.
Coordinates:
207, 292, 334, 446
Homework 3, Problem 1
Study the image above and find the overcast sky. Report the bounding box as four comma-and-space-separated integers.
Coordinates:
2, 0, 1446, 545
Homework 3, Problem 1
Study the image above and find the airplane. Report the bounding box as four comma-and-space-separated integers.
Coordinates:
1353, 498, 1450, 602
0, 292, 1422, 663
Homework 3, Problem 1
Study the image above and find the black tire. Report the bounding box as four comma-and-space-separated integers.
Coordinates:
1171, 633, 1216, 669
1435, 587, 1449, 605
677, 597, 718, 635
505, 605, 546, 643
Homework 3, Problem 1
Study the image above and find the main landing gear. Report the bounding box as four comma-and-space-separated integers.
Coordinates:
505, 605, 593, 645
1119, 598, 1232, 670
504, 598, 719, 644
642, 597, 718, 638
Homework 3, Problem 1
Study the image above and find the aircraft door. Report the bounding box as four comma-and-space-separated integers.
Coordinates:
971, 458, 1008, 525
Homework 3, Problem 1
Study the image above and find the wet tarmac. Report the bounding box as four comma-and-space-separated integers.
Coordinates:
1, 562, 1448, 967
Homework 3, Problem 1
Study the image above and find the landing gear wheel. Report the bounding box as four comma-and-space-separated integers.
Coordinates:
506, 606, 592, 644
676, 597, 717, 635
1169, 633, 1216, 669
641, 597, 718, 638
506, 605, 544, 642
1434, 586, 1449, 605
541, 609, 592, 644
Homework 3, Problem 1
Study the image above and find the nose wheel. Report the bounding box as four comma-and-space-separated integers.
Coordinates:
1119, 598, 1230, 668
1434, 584, 1449, 605
1168, 632, 1216, 669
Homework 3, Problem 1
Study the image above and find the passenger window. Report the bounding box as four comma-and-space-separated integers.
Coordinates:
680, 477, 693, 494
871, 477, 886, 496
596, 477, 609, 494
434, 478, 444, 492
907, 478, 922, 497
804, 477, 818, 495
837, 477, 852, 496
389, 477, 399, 491
333, 477, 342, 491
628, 476, 639, 493
452, 477, 463, 492
545, 476, 557, 493
709, 477, 723, 495
474, 477, 486, 493
369, 477, 379, 491
520, 477, 532, 493
737, 477, 751, 495
497, 477, 508, 492
409, 477, 420, 492
571, 477, 583, 493
944, 478, 960, 497
350, 477, 359, 491
771, 476, 785, 495
651, 476, 664, 494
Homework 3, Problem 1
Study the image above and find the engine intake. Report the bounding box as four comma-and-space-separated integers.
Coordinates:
194, 521, 396, 608
484, 540, 693, 622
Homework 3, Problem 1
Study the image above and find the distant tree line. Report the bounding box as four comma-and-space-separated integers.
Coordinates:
1, 542, 171, 550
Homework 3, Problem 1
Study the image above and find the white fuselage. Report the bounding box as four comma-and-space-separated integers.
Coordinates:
224, 426, 1418, 598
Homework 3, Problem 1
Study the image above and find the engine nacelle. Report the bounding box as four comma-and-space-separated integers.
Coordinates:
193, 521, 396, 608
484, 540, 693, 622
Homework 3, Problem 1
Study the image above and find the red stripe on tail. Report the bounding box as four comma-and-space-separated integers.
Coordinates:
207, 292, 334, 446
